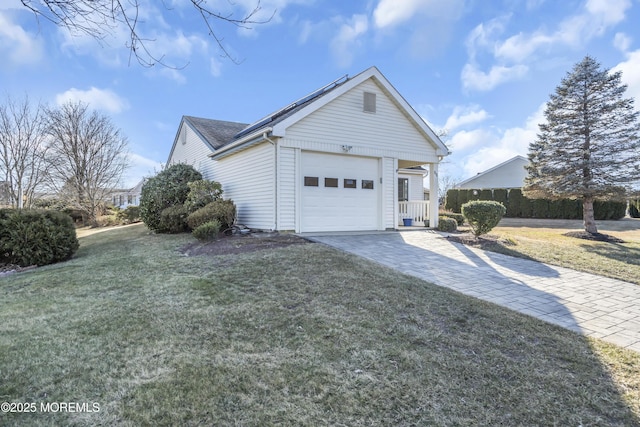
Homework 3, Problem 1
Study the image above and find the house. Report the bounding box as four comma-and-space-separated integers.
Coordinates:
111, 179, 145, 208
456, 155, 528, 190
166, 66, 449, 232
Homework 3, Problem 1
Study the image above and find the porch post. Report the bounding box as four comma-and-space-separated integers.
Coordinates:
429, 163, 439, 228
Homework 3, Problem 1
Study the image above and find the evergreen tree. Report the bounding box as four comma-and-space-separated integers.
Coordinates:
524, 56, 640, 234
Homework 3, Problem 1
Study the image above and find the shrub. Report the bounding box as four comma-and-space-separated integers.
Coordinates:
159, 205, 189, 233
439, 211, 465, 226
119, 205, 141, 224
462, 200, 506, 237
139, 164, 202, 232
95, 215, 120, 227
630, 200, 640, 218
192, 220, 221, 241
187, 199, 237, 231
184, 180, 224, 213
437, 217, 457, 232
444, 189, 459, 212
0, 209, 79, 267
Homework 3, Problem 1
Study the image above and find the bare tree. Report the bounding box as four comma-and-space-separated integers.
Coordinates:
20, 0, 273, 67
0, 95, 49, 209
45, 101, 129, 224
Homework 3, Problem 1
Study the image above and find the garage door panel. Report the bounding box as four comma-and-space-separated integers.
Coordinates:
301, 152, 379, 232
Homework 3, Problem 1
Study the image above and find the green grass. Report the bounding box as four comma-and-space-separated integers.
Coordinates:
474, 224, 640, 285
1, 224, 639, 426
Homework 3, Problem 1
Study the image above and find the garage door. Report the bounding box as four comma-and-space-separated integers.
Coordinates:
301, 152, 379, 232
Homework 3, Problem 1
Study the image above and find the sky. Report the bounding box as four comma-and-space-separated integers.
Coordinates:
1, 0, 639, 188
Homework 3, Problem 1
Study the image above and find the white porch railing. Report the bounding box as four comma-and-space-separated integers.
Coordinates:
399, 200, 430, 225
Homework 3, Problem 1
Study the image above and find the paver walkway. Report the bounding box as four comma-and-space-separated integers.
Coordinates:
306, 230, 640, 353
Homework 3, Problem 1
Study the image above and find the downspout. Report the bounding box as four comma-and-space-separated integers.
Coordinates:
263, 132, 277, 231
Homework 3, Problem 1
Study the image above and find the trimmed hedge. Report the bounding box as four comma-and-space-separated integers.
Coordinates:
192, 220, 221, 241
630, 200, 640, 218
445, 188, 626, 220
159, 205, 189, 234
439, 212, 465, 226
462, 200, 506, 237
437, 217, 457, 232
0, 209, 79, 267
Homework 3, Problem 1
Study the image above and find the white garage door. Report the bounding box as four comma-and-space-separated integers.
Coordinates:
301, 152, 379, 232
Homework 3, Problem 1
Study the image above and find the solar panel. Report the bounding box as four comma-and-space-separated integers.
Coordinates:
234, 74, 349, 139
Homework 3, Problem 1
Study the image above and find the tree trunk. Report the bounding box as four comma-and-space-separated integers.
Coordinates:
583, 197, 598, 234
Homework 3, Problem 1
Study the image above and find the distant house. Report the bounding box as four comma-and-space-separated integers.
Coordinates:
456, 156, 528, 190
166, 66, 449, 232
111, 179, 145, 208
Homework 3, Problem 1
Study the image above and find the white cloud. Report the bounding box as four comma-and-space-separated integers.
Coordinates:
449, 129, 496, 152
373, 0, 463, 29
123, 153, 163, 187
612, 50, 640, 108
55, 87, 130, 114
448, 103, 546, 178
210, 57, 222, 77
443, 105, 491, 131
330, 14, 368, 68
461, 63, 528, 91
0, 12, 44, 67
463, 0, 632, 91
613, 32, 632, 52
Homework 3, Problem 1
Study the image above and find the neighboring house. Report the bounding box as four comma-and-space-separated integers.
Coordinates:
456, 155, 528, 189
111, 179, 145, 208
166, 66, 449, 232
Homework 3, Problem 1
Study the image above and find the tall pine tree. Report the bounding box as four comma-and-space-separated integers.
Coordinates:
524, 56, 640, 234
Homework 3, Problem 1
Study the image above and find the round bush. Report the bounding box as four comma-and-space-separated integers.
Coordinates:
186, 199, 236, 231
139, 164, 202, 232
158, 205, 189, 234
439, 212, 465, 226
462, 200, 506, 237
437, 217, 458, 232
0, 209, 79, 267
192, 220, 221, 241
184, 180, 223, 213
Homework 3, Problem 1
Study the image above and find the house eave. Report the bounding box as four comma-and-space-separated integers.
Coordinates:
208, 127, 272, 160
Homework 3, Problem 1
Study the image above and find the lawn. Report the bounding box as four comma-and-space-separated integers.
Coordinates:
462, 218, 640, 286
1, 223, 639, 426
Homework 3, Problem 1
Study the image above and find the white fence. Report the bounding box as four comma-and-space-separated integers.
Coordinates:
398, 200, 430, 225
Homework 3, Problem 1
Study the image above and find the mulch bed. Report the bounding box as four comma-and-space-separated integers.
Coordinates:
180, 232, 310, 256
563, 231, 625, 243
445, 233, 515, 247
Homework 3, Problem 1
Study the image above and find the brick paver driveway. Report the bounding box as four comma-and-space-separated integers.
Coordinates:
307, 230, 640, 353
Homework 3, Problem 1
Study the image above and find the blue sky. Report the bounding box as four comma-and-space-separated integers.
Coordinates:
2, 0, 639, 188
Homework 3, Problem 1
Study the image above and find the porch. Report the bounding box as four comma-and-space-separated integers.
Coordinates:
398, 200, 431, 227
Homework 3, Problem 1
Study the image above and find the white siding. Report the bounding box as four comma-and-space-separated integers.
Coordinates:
212, 142, 275, 230
398, 173, 425, 201
382, 157, 396, 229
283, 80, 438, 163
277, 146, 296, 230
457, 157, 528, 189
167, 124, 216, 179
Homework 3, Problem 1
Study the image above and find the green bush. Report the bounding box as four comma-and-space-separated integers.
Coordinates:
0, 209, 79, 267
437, 217, 458, 232
439, 211, 465, 226
187, 199, 237, 231
462, 200, 506, 237
630, 200, 640, 218
118, 206, 141, 224
159, 205, 189, 233
192, 220, 221, 241
184, 180, 224, 213
139, 164, 202, 232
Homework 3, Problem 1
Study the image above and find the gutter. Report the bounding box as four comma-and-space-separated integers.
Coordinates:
208, 127, 272, 160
